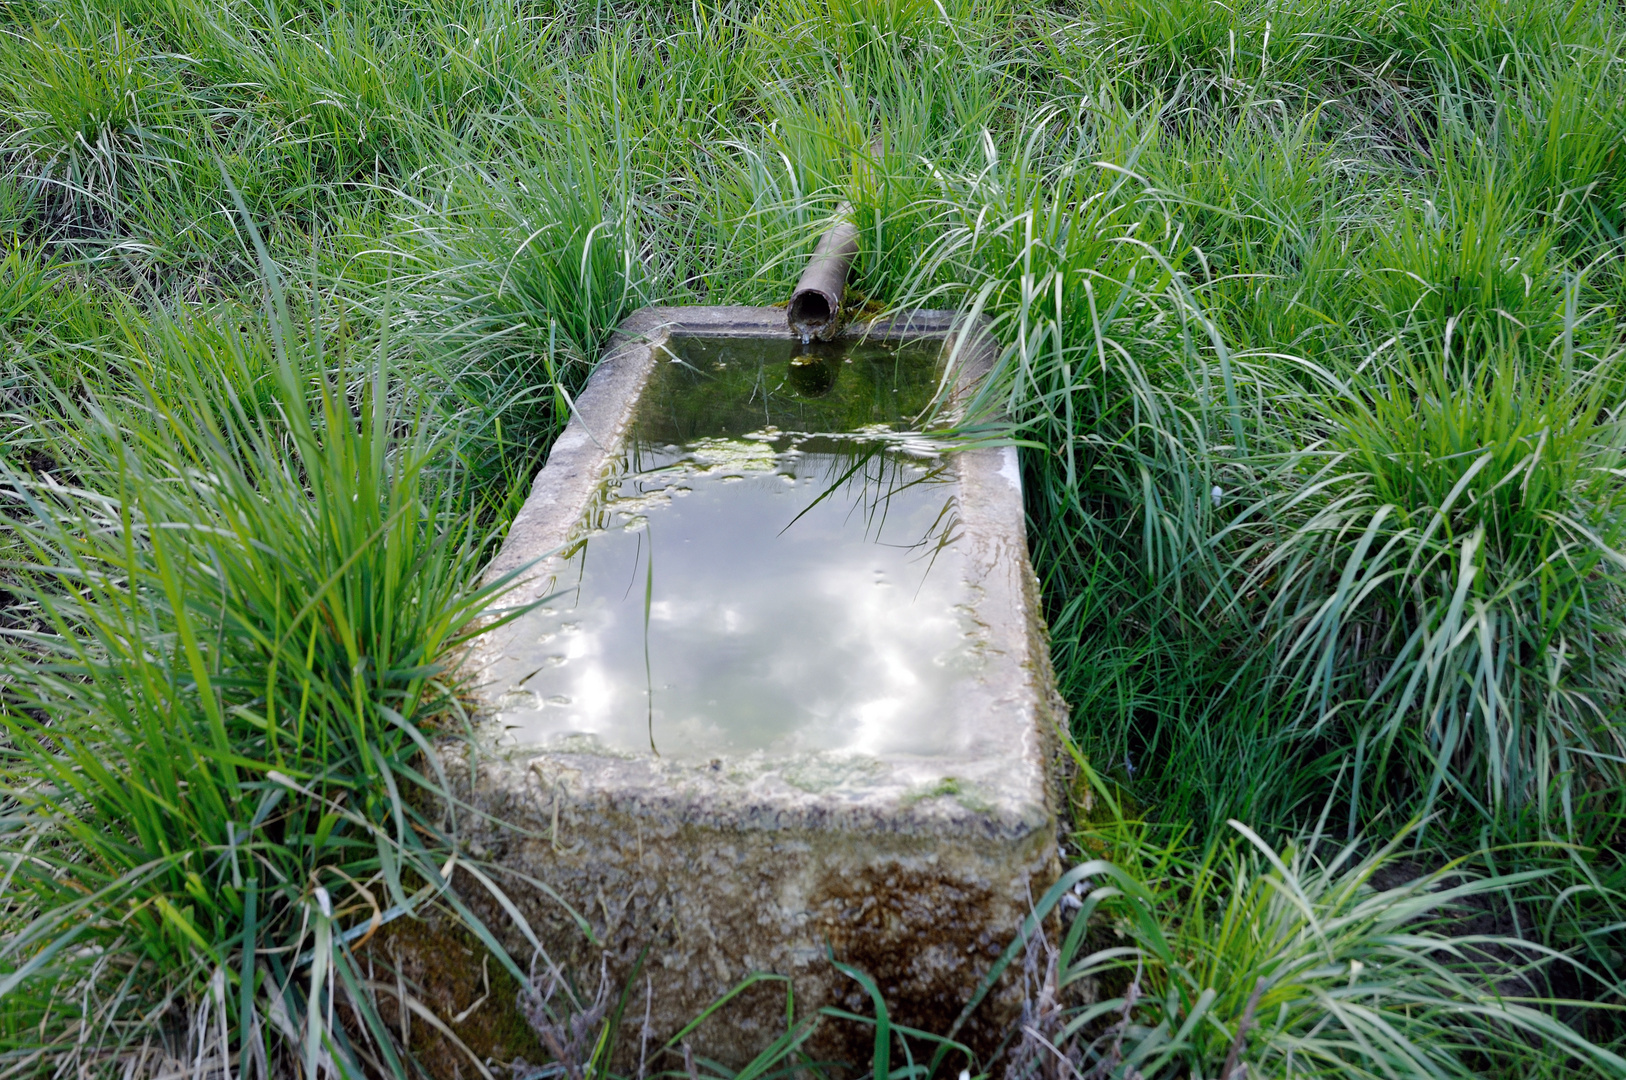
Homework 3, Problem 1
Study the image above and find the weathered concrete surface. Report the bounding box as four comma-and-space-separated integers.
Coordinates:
450, 307, 1067, 1070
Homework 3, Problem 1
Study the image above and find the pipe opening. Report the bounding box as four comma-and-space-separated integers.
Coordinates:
787, 290, 834, 334
788, 217, 859, 342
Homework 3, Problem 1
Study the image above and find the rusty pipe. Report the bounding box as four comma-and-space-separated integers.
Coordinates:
787, 209, 859, 343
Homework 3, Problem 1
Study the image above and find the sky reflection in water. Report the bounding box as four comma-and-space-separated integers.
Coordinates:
489, 336, 982, 758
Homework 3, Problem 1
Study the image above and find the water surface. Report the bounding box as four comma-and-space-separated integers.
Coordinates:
489, 335, 981, 759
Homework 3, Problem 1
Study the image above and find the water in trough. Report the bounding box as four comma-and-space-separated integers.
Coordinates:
490, 334, 985, 759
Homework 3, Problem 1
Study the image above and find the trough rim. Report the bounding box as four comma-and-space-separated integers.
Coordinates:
458, 305, 1064, 844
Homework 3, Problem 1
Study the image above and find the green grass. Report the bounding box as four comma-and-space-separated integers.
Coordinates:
0, 0, 1624, 1074
0, 261, 563, 1074
999, 767, 1626, 1079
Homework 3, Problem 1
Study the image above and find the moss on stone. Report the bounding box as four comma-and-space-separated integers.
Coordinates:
360, 909, 545, 1079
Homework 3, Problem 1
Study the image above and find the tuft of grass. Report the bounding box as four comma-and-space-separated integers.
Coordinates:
0, 266, 546, 1076
0, 7, 186, 236
1226, 336, 1626, 831
1362, 159, 1568, 351
982, 770, 1626, 1079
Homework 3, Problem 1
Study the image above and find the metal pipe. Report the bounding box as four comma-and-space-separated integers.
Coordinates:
787, 209, 859, 343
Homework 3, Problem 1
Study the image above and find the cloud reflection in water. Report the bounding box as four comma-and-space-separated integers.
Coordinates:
489, 438, 983, 759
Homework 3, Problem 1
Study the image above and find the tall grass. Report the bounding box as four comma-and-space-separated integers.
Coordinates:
1236, 336, 1626, 830
990, 772, 1626, 1079
0, 266, 550, 1075
0, 0, 1624, 1071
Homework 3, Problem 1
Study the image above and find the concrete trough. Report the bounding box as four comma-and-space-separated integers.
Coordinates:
450, 306, 1065, 1067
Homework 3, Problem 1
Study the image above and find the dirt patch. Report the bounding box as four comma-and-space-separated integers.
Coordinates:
359, 912, 544, 1078
808, 863, 1022, 1068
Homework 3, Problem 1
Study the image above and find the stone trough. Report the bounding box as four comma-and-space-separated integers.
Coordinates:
450, 306, 1065, 1067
